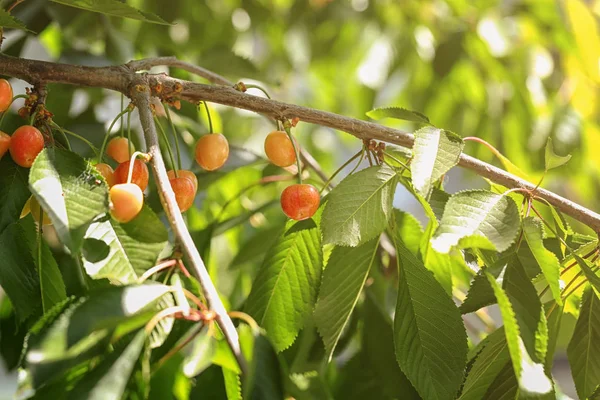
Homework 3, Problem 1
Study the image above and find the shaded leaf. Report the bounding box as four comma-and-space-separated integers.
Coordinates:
245, 215, 323, 351
432, 190, 520, 253
411, 127, 464, 196
50, 0, 171, 25
0, 7, 29, 30
366, 106, 430, 124
314, 238, 379, 360
182, 326, 215, 378
0, 157, 30, 234
393, 237, 467, 400
245, 334, 285, 400
322, 165, 396, 247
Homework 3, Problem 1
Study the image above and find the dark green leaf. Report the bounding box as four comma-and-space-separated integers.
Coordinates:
366, 106, 430, 124
573, 254, 600, 297
314, 238, 379, 360
0, 7, 29, 30
322, 165, 396, 247
245, 334, 285, 400
393, 237, 467, 400
50, 0, 171, 24
0, 157, 30, 234
182, 326, 215, 378
229, 225, 282, 268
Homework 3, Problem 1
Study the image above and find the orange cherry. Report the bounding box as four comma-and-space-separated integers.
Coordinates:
109, 183, 144, 223
0, 79, 13, 113
169, 177, 196, 212
194, 133, 229, 171
106, 137, 134, 164
114, 160, 149, 191
280, 184, 320, 221
167, 170, 198, 193
9, 125, 44, 168
94, 163, 116, 187
264, 130, 297, 167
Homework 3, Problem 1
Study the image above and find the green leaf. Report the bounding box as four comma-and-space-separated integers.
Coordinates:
458, 329, 510, 400
314, 238, 379, 360
0, 222, 41, 322
0, 7, 29, 30
393, 210, 423, 255
223, 368, 242, 400
393, 237, 468, 400
432, 190, 520, 253
36, 228, 67, 313
50, 0, 171, 25
523, 217, 562, 305
545, 137, 572, 170
29, 148, 109, 254
245, 216, 323, 351
67, 330, 147, 400
574, 254, 600, 297
485, 272, 553, 396
182, 326, 215, 378
503, 257, 548, 363
568, 289, 600, 399
322, 165, 397, 247
229, 225, 282, 269
245, 334, 285, 400
459, 253, 510, 314
411, 127, 463, 197
0, 158, 30, 234
366, 106, 430, 124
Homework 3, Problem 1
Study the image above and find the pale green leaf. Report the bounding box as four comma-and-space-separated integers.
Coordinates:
0, 7, 29, 30
523, 217, 562, 305
314, 238, 379, 360
545, 137, 572, 170
183, 327, 215, 378
411, 127, 463, 196
574, 254, 600, 298
29, 148, 109, 254
568, 289, 600, 399
394, 237, 468, 400
366, 106, 430, 124
432, 190, 520, 253
322, 165, 396, 247
245, 216, 323, 351
50, 0, 171, 25
459, 329, 510, 400
223, 368, 242, 400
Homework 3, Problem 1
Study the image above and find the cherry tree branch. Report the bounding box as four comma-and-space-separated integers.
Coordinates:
1, 55, 599, 230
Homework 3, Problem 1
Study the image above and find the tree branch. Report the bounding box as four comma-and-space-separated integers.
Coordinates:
1, 54, 599, 230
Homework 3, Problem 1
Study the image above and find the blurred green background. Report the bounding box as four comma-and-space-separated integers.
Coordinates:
1, 0, 599, 398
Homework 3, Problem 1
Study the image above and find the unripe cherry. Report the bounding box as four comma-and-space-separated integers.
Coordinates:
29, 195, 52, 225
109, 183, 144, 223
0, 131, 10, 160
106, 137, 134, 164
114, 160, 149, 191
194, 133, 229, 171
94, 163, 116, 187
167, 170, 198, 193
280, 184, 320, 221
0, 79, 13, 113
169, 177, 196, 212
264, 130, 297, 167
9, 125, 44, 168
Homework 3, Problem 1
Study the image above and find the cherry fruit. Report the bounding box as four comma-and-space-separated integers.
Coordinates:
280, 184, 320, 221
167, 169, 198, 193
106, 137, 133, 164
114, 159, 149, 191
264, 130, 296, 167
0, 79, 13, 113
170, 177, 195, 212
195, 133, 229, 171
9, 125, 44, 168
0, 131, 10, 160
109, 183, 144, 223
21, 195, 52, 225
95, 163, 116, 187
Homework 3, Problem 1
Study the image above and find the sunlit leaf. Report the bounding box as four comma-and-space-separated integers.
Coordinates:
322, 165, 396, 247
411, 127, 463, 196
565, 0, 600, 82
50, 0, 171, 25
544, 137, 572, 170
0, 8, 29, 30
366, 106, 430, 124
432, 190, 520, 253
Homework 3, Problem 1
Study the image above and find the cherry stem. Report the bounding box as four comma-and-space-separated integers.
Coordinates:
51, 123, 72, 151
127, 110, 132, 157
29, 104, 40, 126
126, 151, 146, 184
6, 0, 25, 13
154, 115, 177, 172
120, 94, 125, 138
244, 84, 271, 99
202, 101, 214, 134
366, 149, 374, 166
348, 150, 366, 176
98, 107, 131, 164
320, 149, 362, 194
163, 104, 182, 173
145, 306, 184, 334
463, 136, 505, 158
228, 311, 260, 334
0, 94, 28, 128
181, 288, 207, 311
138, 259, 177, 283
382, 151, 409, 169
283, 123, 302, 184
51, 122, 99, 155
177, 259, 192, 278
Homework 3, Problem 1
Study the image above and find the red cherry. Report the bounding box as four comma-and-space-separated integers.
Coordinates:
106, 137, 134, 164
0, 131, 10, 160
109, 183, 144, 223
167, 169, 198, 193
169, 177, 196, 212
0, 79, 13, 113
9, 125, 44, 168
280, 184, 320, 221
114, 160, 149, 191
94, 163, 116, 187
194, 133, 229, 171
264, 130, 297, 167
